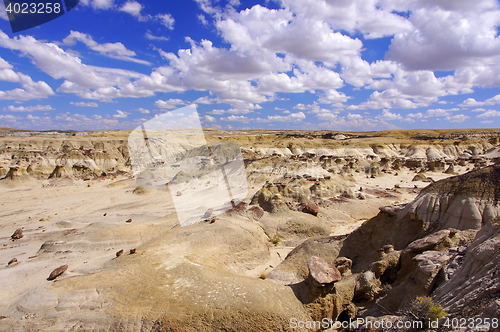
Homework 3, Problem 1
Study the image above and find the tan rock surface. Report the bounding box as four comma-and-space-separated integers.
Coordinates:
0, 129, 498, 330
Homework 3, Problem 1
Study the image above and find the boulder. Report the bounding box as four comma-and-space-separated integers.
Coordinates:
354, 271, 381, 302
368, 247, 400, 282
306, 274, 358, 322
334, 257, 352, 276
379, 204, 406, 216
307, 256, 342, 287
302, 203, 320, 216
406, 229, 451, 253
412, 173, 427, 181
47, 265, 68, 281
250, 188, 289, 213
11, 228, 23, 240
267, 235, 347, 284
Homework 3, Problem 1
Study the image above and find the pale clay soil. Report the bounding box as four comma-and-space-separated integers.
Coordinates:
0, 164, 470, 314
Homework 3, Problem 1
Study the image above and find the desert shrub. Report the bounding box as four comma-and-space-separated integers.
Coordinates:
405, 296, 447, 329
270, 234, 281, 245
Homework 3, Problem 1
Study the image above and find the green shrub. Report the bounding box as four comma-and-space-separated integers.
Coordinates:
270, 234, 281, 245
408, 296, 447, 329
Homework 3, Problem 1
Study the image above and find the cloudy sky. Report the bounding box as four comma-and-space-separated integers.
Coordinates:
0, 0, 499, 131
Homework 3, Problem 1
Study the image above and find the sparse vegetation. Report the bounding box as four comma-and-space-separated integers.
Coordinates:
405, 296, 447, 329
270, 234, 281, 245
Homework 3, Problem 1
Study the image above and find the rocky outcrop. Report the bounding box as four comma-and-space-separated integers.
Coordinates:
1, 166, 30, 183
250, 180, 352, 211
401, 165, 500, 231
48, 165, 69, 178
266, 235, 348, 285
0, 130, 498, 331
0, 137, 130, 182
265, 166, 500, 325
334, 257, 352, 276
412, 173, 434, 182
433, 218, 500, 321
250, 188, 289, 213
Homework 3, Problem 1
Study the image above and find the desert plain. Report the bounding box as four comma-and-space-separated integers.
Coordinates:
0, 128, 499, 331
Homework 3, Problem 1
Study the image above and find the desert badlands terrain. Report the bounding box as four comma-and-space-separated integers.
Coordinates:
0, 128, 499, 331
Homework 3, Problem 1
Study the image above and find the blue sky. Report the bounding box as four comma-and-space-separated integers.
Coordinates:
0, 0, 499, 131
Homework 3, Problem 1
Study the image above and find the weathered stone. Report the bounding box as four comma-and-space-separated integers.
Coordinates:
406, 229, 451, 253
203, 208, 214, 218
382, 244, 394, 253
47, 265, 68, 281
412, 173, 427, 181
251, 188, 289, 213
341, 190, 354, 199
303, 203, 319, 216
11, 228, 23, 240
369, 248, 401, 281
434, 219, 500, 317
413, 251, 451, 282
369, 250, 451, 315
445, 164, 456, 174
226, 201, 247, 216
379, 204, 406, 216
354, 271, 381, 302
334, 257, 352, 276
49, 165, 69, 179
307, 256, 342, 287
306, 275, 357, 322
247, 206, 264, 220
